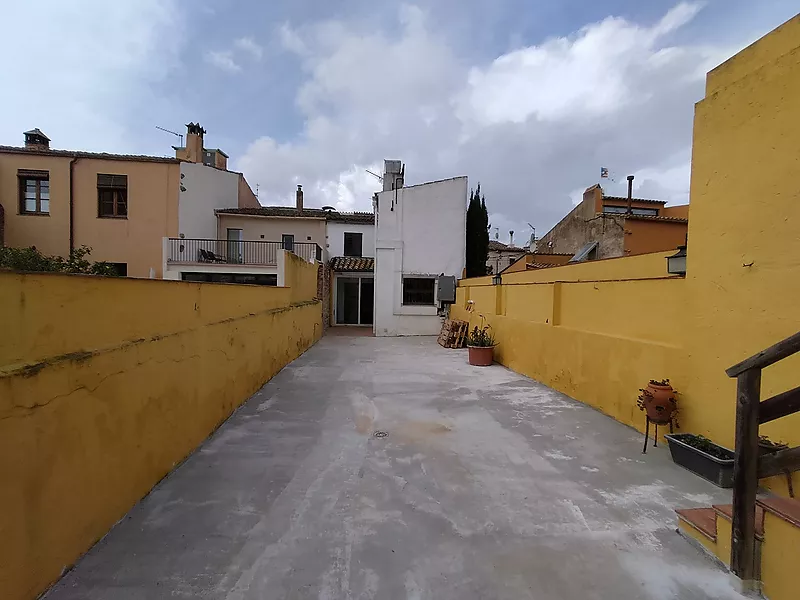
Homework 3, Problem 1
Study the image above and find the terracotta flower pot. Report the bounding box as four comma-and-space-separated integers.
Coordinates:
639, 380, 676, 424
468, 345, 495, 366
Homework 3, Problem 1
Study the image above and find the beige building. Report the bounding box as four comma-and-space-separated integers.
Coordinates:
487, 239, 526, 274
0, 125, 259, 278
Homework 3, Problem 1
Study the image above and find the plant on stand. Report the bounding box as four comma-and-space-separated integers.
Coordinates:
467, 315, 496, 366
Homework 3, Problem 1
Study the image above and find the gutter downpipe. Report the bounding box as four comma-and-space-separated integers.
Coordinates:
69, 155, 80, 252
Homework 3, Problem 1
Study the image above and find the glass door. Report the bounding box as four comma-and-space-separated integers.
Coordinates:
336, 278, 360, 324
227, 228, 243, 264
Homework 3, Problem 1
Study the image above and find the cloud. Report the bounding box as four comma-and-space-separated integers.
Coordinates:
236, 3, 733, 236
205, 50, 242, 73
0, 0, 182, 153
234, 37, 264, 60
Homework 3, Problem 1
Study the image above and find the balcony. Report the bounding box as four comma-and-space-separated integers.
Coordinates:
166, 238, 322, 266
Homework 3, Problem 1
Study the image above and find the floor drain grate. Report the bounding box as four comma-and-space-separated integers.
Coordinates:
373, 430, 388, 438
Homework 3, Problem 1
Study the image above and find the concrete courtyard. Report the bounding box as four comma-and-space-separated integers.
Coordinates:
47, 336, 746, 599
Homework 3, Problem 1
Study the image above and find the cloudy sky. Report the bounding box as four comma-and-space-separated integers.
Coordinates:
1, 1, 796, 240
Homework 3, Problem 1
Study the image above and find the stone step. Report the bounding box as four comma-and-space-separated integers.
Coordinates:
712, 503, 765, 540
757, 496, 800, 528
676, 507, 717, 541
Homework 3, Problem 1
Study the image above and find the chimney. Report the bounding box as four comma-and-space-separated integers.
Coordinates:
296, 185, 304, 214
626, 175, 634, 214
24, 128, 50, 151
383, 160, 404, 192
184, 122, 206, 163
509, 231, 514, 246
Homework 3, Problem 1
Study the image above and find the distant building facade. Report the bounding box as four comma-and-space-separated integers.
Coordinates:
536, 184, 688, 261
1, 124, 258, 278
374, 162, 467, 337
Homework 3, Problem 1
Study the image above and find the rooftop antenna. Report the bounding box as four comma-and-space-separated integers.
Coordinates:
527, 223, 536, 250
365, 169, 384, 182
155, 125, 183, 147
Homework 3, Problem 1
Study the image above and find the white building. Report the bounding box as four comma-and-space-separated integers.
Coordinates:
327, 218, 376, 327
374, 163, 467, 336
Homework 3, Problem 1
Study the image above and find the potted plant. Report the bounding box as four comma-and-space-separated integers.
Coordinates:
637, 379, 677, 425
467, 317, 496, 366
664, 433, 735, 488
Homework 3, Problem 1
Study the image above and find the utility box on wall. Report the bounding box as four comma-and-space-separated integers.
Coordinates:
437, 276, 456, 303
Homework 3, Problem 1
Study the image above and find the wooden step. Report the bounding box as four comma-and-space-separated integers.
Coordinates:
712, 504, 765, 540
676, 507, 717, 541
757, 496, 800, 528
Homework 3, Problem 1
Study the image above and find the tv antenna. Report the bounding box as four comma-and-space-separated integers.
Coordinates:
155, 125, 183, 147
365, 169, 384, 182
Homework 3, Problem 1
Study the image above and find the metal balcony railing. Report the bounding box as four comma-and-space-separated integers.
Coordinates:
166, 238, 322, 266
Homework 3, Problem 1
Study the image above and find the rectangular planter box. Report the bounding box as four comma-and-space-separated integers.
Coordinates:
665, 434, 734, 488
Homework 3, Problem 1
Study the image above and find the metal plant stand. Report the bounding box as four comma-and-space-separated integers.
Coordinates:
642, 416, 674, 454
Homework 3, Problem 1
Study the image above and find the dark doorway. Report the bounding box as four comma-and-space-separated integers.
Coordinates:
360, 278, 374, 325
336, 278, 360, 324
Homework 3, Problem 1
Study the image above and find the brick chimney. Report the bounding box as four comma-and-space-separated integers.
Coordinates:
296, 185, 304, 214
24, 128, 50, 151
185, 123, 205, 163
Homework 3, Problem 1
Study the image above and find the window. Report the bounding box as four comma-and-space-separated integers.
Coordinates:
18, 170, 49, 215
603, 205, 659, 216
97, 174, 128, 218
106, 263, 127, 276
282, 234, 294, 251
344, 232, 363, 257
402, 277, 435, 305
632, 207, 659, 216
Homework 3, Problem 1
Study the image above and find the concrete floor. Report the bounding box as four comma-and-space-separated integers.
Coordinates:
47, 337, 747, 600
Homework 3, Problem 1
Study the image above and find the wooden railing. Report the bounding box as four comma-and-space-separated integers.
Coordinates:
725, 331, 800, 584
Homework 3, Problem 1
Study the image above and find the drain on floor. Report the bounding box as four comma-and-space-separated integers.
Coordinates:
373, 430, 388, 438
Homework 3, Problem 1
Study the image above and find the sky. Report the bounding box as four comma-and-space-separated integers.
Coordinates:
1, 0, 797, 242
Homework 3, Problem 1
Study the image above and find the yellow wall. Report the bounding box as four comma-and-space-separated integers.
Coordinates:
0, 257, 322, 600
0, 150, 180, 278
683, 12, 800, 456
455, 14, 800, 501
454, 255, 688, 433
760, 512, 800, 600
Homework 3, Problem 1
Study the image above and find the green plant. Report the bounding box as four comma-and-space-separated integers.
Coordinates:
468, 315, 496, 347
0, 245, 118, 276
758, 435, 788, 449
680, 434, 732, 460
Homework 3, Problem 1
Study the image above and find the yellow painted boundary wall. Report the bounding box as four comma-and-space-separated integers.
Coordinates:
0, 251, 322, 600
452, 252, 690, 433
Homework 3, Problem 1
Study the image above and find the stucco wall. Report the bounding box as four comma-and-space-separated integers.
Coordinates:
453, 253, 687, 435
536, 195, 625, 259
681, 12, 800, 495
178, 162, 240, 239
374, 177, 467, 336
0, 153, 71, 257
454, 16, 800, 506
326, 221, 375, 257
72, 158, 180, 278
623, 218, 686, 256
0, 257, 322, 600
217, 214, 326, 258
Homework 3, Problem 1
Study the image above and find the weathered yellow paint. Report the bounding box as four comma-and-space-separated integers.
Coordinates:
455, 14, 800, 484
761, 512, 800, 600
0, 255, 322, 600
677, 517, 718, 556
715, 515, 733, 568
453, 260, 687, 434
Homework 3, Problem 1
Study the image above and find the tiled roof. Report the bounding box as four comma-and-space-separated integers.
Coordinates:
625, 214, 688, 223
526, 262, 556, 270
488, 240, 525, 252
330, 256, 374, 272
216, 206, 374, 224
0, 145, 179, 163
604, 196, 667, 205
